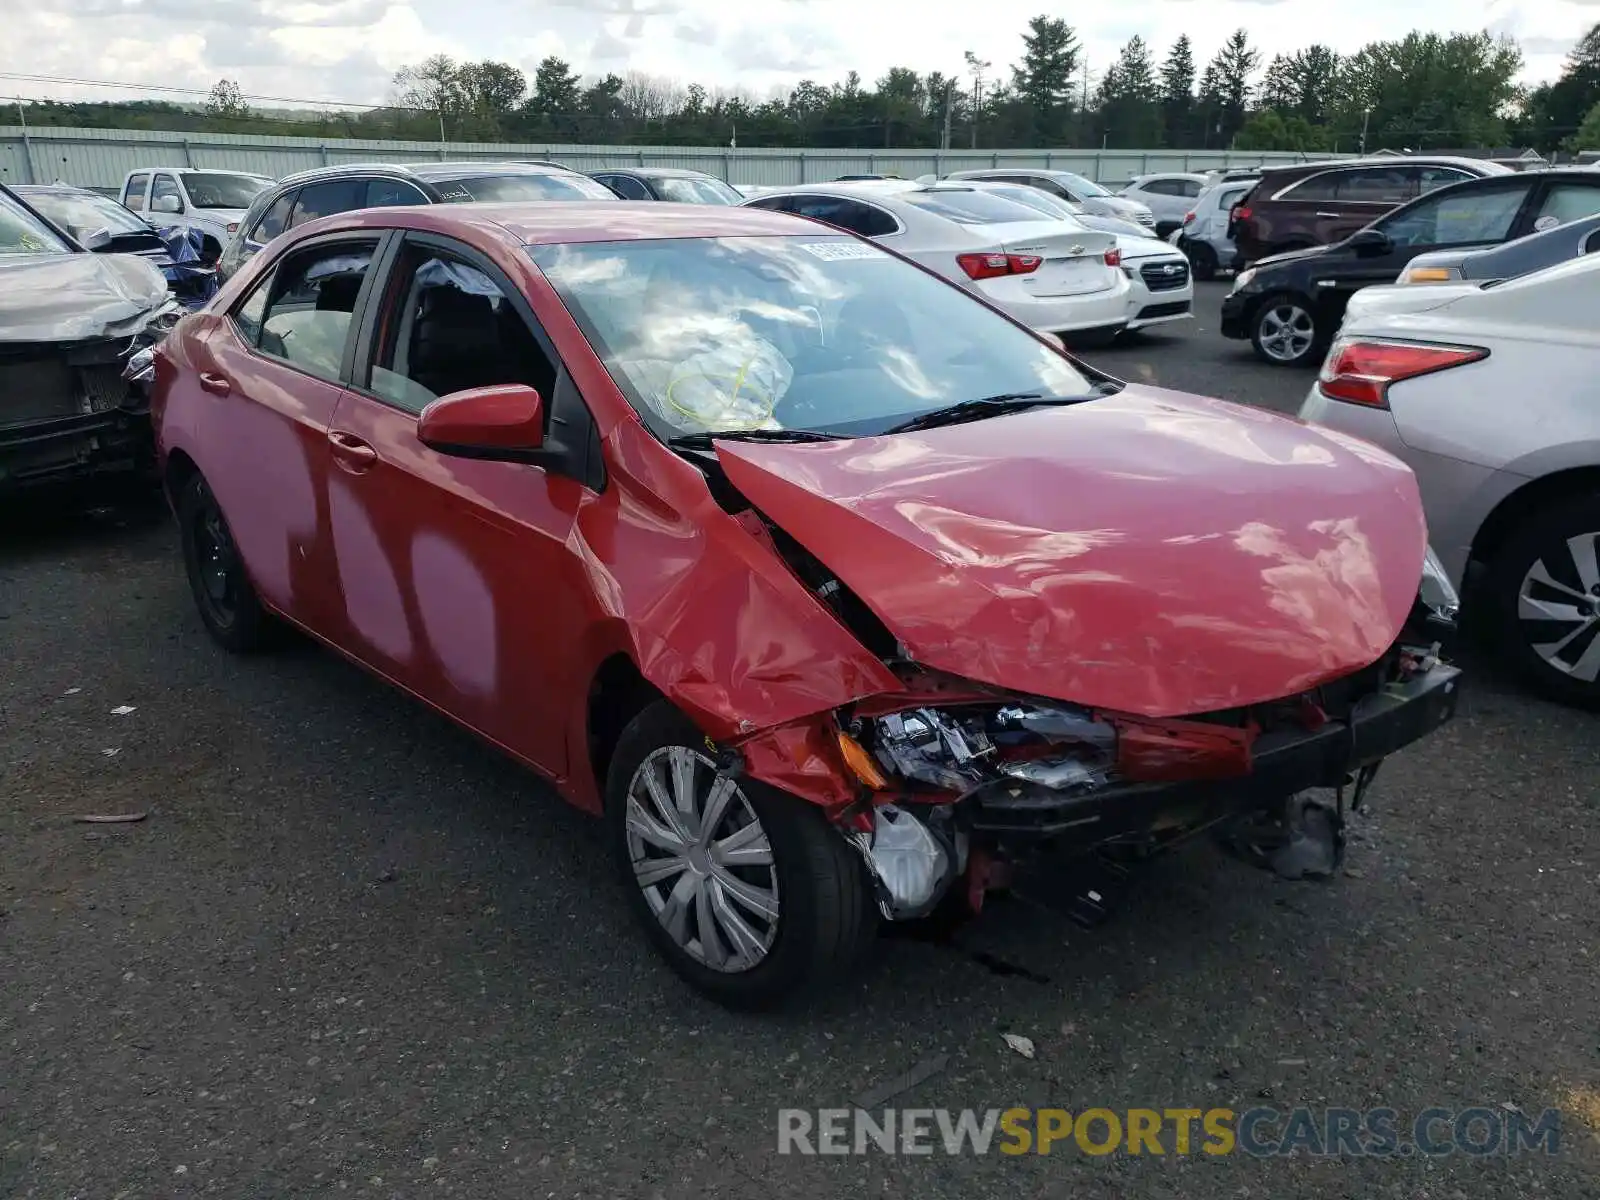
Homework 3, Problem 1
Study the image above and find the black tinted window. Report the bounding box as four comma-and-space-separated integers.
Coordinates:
365, 178, 428, 207
253, 190, 296, 243
1337, 168, 1413, 204
605, 175, 654, 200
290, 180, 365, 228
788, 196, 896, 237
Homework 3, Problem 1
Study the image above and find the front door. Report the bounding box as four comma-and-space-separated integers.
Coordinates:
324, 235, 596, 775
195, 234, 387, 638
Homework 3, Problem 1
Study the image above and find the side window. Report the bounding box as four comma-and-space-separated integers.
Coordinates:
289, 180, 364, 228
1379, 184, 1531, 248
1532, 183, 1600, 229
1032, 176, 1074, 199
364, 178, 428, 208
232, 268, 274, 345
1180, 179, 1204, 198
151, 174, 184, 214
1280, 171, 1341, 202
609, 175, 654, 200
124, 173, 149, 210
244, 241, 377, 382
1141, 179, 1179, 197
787, 196, 887, 237
1414, 167, 1473, 196
371, 248, 558, 417
743, 195, 792, 213
252, 190, 296, 244
1336, 167, 1411, 204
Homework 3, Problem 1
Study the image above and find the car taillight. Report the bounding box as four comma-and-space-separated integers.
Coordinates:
1182, 211, 1196, 225
957, 252, 1042, 280
1318, 338, 1487, 409
1103, 247, 1121, 267
1232, 205, 1252, 221
226, 222, 239, 234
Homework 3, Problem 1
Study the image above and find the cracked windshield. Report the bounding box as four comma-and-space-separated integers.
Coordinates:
531, 235, 1095, 437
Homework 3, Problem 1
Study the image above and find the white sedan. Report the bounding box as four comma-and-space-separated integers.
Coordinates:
949, 180, 1194, 333
1298, 252, 1600, 705
739, 182, 1132, 339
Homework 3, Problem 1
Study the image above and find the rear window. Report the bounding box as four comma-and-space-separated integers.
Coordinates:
901, 189, 1049, 225
430, 173, 618, 202
184, 173, 272, 209
654, 176, 743, 205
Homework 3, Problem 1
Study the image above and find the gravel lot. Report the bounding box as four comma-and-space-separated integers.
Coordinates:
3, 282, 1597, 1198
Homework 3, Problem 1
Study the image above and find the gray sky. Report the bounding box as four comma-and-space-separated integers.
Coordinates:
3, 0, 1591, 110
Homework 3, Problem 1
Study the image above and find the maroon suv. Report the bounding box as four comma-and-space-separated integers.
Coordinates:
1229, 156, 1512, 266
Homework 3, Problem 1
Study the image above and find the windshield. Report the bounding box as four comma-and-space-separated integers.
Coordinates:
432, 173, 618, 202
0, 190, 73, 255
24, 190, 152, 240
1060, 172, 1110, 198
529, 235, 1097, 439
982, 185, 1085, 221
655, 176, 743, 205
184, 173, 272, 209
901, 189, 1053, 225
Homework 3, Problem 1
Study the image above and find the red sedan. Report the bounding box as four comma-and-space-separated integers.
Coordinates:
150, 201, 1462, 1009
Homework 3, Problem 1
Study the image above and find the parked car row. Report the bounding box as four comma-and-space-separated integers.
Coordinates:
141, 197, 1462, 1009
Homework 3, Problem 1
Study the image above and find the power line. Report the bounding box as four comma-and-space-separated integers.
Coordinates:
0, 69, 390, 111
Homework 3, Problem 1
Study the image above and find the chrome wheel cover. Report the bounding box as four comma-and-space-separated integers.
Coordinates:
1256, 303, 1316, 362
625, 745, 780, 973
1518, 532, 1600, 683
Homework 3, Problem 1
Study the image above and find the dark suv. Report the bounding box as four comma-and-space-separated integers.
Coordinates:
217, 161, 617, 281
1229, 156, 1513, 267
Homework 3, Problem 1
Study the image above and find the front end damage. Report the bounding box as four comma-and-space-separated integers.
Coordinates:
718, 519, 1462, 929
0, 302, 181, 494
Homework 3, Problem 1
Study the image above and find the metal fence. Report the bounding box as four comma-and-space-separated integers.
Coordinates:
0, 125, 1347, 192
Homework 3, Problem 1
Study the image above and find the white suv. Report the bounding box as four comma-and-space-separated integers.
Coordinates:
1119, 173, 1209, 237
1171, 178, 1257, 280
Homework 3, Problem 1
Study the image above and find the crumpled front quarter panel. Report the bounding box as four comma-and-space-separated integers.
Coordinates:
573, 422, 902, 742
716, 387, 1429, 717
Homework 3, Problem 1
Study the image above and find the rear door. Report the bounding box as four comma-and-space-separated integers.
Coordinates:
1317, 166, 1413, 244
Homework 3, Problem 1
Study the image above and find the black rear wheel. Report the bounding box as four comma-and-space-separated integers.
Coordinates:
178, 473, 271, 653
1186, 239, 1218, 282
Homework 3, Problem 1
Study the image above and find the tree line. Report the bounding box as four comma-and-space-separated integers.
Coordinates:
13, 20, 1600, 155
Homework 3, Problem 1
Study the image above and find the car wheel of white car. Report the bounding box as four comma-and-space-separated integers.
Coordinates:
1250, 294, 1321, 367
1488, 496, 1600, 708
604, 701, 878, 1008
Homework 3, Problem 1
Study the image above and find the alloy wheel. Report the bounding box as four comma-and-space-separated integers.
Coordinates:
1256, 303, 1316, 363
624, 745, 780, 974
1517, 532, 1600, 684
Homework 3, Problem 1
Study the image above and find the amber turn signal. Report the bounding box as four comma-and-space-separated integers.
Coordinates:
837, 731, 889, 789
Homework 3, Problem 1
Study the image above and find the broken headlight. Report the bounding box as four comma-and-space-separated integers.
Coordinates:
866, 703, 1117, 796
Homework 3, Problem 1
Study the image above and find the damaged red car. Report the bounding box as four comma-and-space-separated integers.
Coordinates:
150, 202, 1462, 1009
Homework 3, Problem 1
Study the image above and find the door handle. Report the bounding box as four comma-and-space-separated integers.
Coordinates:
328, 430, 378, 473
198, 371, 231, 396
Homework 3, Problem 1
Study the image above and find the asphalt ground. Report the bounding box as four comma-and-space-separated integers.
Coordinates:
3, 282, 1597, 1198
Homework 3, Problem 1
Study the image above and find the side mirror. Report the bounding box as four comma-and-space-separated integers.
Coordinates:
417, 384, 545, 462
152, 195, 182, 215
82, 227, 113, 251
1347, 228, 1392, 257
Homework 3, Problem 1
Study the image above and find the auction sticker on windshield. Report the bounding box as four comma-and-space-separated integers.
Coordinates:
798, 242, 882, 261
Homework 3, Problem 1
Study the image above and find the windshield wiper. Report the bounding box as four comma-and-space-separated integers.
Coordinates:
884, 384, 1120, 435
667, 428, 852, 450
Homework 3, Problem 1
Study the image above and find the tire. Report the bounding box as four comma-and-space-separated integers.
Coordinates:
1249, 292, 1323, 367
605, 701, 878, 1010
1484, 495, 1600, 708
1187, 240, 1218, 282
177, 472, 272, 653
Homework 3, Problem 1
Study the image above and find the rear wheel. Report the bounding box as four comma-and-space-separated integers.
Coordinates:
1485, 496, 1600, 708
605, 702, 878, 1009
1249, 293, 1322, 367
178, 473, 271, 653
1185, 240, 1218, 282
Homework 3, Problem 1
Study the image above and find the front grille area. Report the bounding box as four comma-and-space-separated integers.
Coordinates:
0, 341, 129, 427
1140, 260, 1191, 291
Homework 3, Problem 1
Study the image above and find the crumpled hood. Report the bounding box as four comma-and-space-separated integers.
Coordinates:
0, 252, 171, 342
716, 386, 1428, 718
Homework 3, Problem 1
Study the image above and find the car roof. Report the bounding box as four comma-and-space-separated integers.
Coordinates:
1129, 172, 1210, 182
1255, 155, 1512, 176
273, 160, 581, 188
126, 167, 271, 179
595, 167, 723, 180
300, 199, 825, 246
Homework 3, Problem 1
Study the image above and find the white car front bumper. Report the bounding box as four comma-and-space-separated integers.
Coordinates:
1121, 252, 1195, 330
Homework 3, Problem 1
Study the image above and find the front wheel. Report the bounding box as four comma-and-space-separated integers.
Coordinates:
606, 702, 878, 1009
1485, 495, 1600, 708
1249, 293, 1323, 367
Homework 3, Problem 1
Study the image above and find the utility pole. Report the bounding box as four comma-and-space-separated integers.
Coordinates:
964, 51, 990, 150
1359, 108, 1370, 155
941, 80, 954, 151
